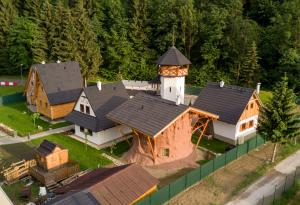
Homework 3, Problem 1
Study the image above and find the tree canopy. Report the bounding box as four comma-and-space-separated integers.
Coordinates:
0, 0, 299, 93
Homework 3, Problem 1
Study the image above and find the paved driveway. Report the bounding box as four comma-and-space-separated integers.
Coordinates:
0, 131, 26, 145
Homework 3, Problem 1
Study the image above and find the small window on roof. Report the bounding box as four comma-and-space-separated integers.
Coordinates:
250, 103, 254, 109
86, 106, 90, 115
80, 104, 84, 112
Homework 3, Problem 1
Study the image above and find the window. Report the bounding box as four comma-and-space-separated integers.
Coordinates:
45, 102, 48, 108
250, 103, 254, 109
86, 106, 90, 115
80, 104, 84, 112
249, 120, 254, 128
39, 100, 42, 106
246, 105, 248, 110
162, 148, 170, 157
80, 126, 84, 132
87, 129, 92, 136
169, 87, 172, 93
240, 123, 247, 132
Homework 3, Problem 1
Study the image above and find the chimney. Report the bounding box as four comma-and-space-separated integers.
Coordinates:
97, 81, 102, 91
176, 95, 181, 105
57, 60, 61, 63
41, 61, 45, 64
256, 82, 261, 94
220, 80, 225, 88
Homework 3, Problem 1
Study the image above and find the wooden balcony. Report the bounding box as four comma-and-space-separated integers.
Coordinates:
158, 66, 189, 77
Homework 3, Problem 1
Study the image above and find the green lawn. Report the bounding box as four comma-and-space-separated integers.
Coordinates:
27, 134, 112, 170
192, 135, 228, 153
0, 85, 24, 96
0, 102, 70, 136
103, 138, 132, 158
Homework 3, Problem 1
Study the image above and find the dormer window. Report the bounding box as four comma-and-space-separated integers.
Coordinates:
86, 106, 90, 115
80, 104, 84, 112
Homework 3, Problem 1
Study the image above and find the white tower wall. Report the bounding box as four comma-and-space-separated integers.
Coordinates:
160, 76, 185, 104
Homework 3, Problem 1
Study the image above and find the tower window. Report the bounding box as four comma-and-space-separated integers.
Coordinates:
169, 87, 172, 93
86, 106, 90, 115
80, 104, 84, 112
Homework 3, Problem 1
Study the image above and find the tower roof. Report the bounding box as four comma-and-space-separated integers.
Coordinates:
156, 46, 191, 66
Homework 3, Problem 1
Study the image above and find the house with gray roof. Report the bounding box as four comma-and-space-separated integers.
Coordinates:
193, 81, 262, 145
24, 61, 83, 120
65, 81, 132, 148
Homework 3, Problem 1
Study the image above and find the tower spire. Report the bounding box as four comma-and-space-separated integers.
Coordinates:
172, 26, 175, 47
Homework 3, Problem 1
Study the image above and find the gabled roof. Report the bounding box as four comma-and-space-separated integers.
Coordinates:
52, 164, 158, 205
33, 61, 83, 105
107, 93, 189, 137
66, 82, 129, 132
156, 46, 191, 66
193, 82, 257, 124
44, 191, 100, 205
36, 140, 60, 156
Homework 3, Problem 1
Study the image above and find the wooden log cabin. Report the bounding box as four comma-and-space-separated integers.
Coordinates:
193, 81, 262, 145
24, 61, 83, 120
107, 93, 218, 166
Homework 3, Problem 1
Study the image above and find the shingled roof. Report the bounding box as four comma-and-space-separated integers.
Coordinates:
33, 61, 83, 105
156, 46, 191, 66
50, 164, 158, 205
107, 93, 189, 137
36, 140, 60, 156
193, 82, 256, 124
66, 82, 129, 132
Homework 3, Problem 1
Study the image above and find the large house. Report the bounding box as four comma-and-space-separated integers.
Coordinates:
193, 82, 262, 145
24, 61, 83, 120
65, 82, 131, 148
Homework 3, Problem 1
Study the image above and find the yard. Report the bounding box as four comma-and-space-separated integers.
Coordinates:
0, 85, 24, 96
192, 135, 229, 154
0, 102, 70, 136
27, 134, 112, 170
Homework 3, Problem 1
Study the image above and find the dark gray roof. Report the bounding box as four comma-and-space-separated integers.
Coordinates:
33, 61, 83, 105
107, 93, 188, 137
193, 82, 255, 124
66, 82, 129, 132
156, 46, 191, 66
44, 190, 100, 205
36, 140, 59, 156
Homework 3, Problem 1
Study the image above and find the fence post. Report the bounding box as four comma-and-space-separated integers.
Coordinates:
284, 175, 287, 192
168, 184, 171, 201
236, 146, 239, 159
294, 169, 297, 186
256, 135, 258, 148
185, 174, 187, 189
273, 185, 277, 202
261, 195, 264, 205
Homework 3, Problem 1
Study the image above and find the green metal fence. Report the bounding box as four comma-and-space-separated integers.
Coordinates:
0, 92, 25, 105
136, 135, 266, 205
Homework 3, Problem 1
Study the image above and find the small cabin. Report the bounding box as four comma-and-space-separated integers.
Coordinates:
35, 140, 69, 171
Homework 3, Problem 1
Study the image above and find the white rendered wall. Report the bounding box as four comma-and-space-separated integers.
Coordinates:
74, 92, 96, 117
74, 125, 131, 146
213, 121, 237, 141
235, 115, 258, 138
160, 76, 185, 103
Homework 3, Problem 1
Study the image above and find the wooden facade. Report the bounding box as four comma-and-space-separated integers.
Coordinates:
239, 94, 260, 122
158, 65, 189, 77
25, 68, 76, 120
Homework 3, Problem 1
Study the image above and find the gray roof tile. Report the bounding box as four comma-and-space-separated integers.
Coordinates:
156, 46, 191, 66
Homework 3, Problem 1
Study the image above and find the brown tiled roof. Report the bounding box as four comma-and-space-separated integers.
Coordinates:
106, 93, 189, 137
52, 164, 158, 205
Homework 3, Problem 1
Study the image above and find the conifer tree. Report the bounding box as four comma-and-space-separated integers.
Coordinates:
0, 0, 17, 74
240, 41, 260, 87
23, 0, 43, 22
258, 75, 300, 162
72, 1, 102, 79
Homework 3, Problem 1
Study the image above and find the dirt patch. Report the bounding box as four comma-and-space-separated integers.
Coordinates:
167, 143, 274, 205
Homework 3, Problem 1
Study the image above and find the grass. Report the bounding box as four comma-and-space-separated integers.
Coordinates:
232, 140, 300, 196
0, 85, 24, 96
0, 102, 70, 136
2, 180, 40, 205
0, 75, 25, 80
273, 179, 300, 205
192, 135, 228, 153
27, 134, 112, 170
103, 138, 132, 158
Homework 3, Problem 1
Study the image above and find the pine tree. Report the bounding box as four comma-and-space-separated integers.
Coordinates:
0, 0, 17, 74
72, 1, 102, 79
23, 0, 43, 22
7, 17, 47, 72
240, 41, 260, 87
258, 75, 300, 162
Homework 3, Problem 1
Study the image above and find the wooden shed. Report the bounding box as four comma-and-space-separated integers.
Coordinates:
35, 140, 69, 171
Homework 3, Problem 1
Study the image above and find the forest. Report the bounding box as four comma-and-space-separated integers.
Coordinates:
0, 0, 299, 92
